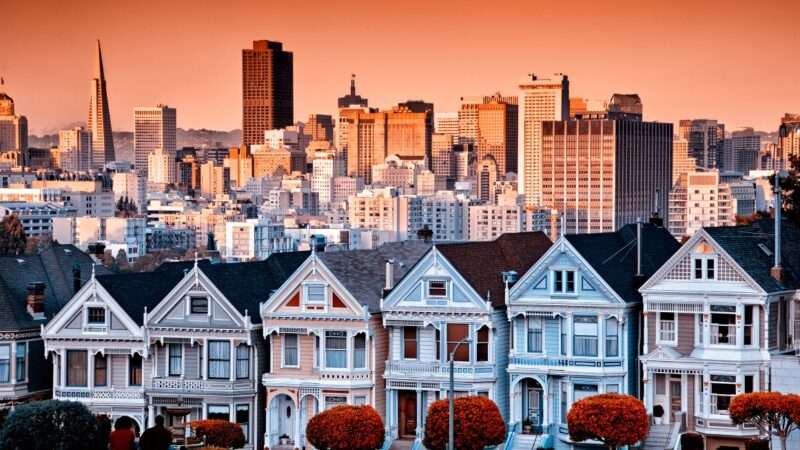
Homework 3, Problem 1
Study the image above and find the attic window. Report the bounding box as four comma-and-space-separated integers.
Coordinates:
87, 307, 106, 324
427, 280, 448, 297
190, 297, 209, 315
305, 284, 327, 306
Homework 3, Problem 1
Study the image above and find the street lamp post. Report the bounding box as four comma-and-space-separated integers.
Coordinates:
448, 337, 471, 450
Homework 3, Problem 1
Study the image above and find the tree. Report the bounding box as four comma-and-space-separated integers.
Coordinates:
730, 392, 800, 450
0, 399, 106, 450
306, 405, 384, 450
423, 396, 505, 450
772, 155, 800, 225
0, 214, 27, 256
190, 420, 245, 449
567, 393, 648, 450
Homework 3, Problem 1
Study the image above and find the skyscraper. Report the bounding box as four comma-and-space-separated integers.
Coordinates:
722, 128, 760, 174
678, 119, 725, 170
475, 95, 518, 176
134, 105, 176, 179
540, 104, 672, 234
242, 40, 293, 147
88, 40, 115, 169
304, 114, 334, 142
58, 127, 91, 172
0, 79, 28, 168
518, 74, 569, 207
434, 112, 459, 139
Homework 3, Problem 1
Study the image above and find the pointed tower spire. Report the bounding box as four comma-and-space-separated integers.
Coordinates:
94, 40, 106, 81
88, 39, 115, 168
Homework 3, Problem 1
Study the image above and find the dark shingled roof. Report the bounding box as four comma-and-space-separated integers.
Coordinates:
705, 218, 800, 293
318, 241, 431, 312
96, 252, 310, 325
0, 245, 111, 331
566, 223, 680, 303
437, 232, 553, 308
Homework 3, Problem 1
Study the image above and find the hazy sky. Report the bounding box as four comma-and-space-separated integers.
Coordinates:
2, 0, 799, 134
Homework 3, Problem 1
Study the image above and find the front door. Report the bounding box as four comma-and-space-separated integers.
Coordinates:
398, 391, 417, 439
669, 380, 682, 422
527, 386, 543, 426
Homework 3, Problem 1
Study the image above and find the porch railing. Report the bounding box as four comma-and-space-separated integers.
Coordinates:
384, 360, 495, 378
55, 387, 144, 401
146, 378, 254, 392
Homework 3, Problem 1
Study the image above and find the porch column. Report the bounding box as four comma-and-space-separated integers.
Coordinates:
202, 339, 208, 380
542, 376, 550, 427
60, 352, 67, 387
508, 378, 516, 425
264, 396, 271, 447
87, 352, 94, 388
643, 312, 649, 354
565, 313, 573, 357
294, 396, 302, 446
147, 405, 155, 427
202, 400, 208, 419
736, 302, 744, 348
415, 390, 423, 440
642, 366, 652, 412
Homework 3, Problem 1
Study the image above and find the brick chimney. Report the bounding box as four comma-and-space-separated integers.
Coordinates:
26, 282, 46, 320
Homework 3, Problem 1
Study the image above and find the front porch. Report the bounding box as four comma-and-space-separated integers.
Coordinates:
265, 390, 319, 450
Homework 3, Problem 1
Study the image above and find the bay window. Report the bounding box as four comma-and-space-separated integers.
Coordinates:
208, 341, 230, 379
710, 305, 736, 345
236, 404, 250, 442
658, 312, 676, 344
710, 375, 736, 415
236, 344, 249, 378
66, 350, 87, 387
325, 331, 347, 368
283, 334, 298, 367
353, 333, 366, 369
605, 317, 619, 357
0, 345, 11, 383
573, 316, 598, 357
527, 317, 543, 353
15, 342, 25, 382
447, 324, 469, 362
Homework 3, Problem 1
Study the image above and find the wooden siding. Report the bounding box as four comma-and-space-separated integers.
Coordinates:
676, 313, 695, 355
370, 314, 388, 422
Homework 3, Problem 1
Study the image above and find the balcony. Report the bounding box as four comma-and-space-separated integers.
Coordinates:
316, 370, 372, 382
384, 360, 496, 380
55, 387, 144, 402
146, 377, 255, 393
510, 355, 623, 370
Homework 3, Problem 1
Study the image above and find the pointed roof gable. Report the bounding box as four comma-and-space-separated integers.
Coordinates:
704, 218, 800, 293
565, 223, 680, 303
0, 245, 110, 331
318, 241, 431, 312
436, 232, 553, 308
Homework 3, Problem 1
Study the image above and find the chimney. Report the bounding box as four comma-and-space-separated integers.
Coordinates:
649, 189, 664, 227
771, 173, 784, 282
385, 259, 395, 291
26, 282, 46, 320
72, 264, 82, 294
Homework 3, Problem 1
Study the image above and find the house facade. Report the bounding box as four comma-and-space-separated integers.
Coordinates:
506, 223, 679, 450
260, 241, 429, 450
43, 253, 308, 449
381, 232, 552, 448
640, 219, 799, 450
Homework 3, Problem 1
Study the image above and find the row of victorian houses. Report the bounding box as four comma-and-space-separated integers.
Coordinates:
0, 216, 797, 450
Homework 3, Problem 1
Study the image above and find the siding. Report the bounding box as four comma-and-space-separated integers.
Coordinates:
513, 316, 525, 353
544, 318, 559, 355
492, 309, 510, 421
419, 326, 436, 362
271, 333, 315, 377
185, 345, 199, 379
646, 312, 656, 352
676, 313, 695, 355
687, 375, 695, 431
370, 314, 388, 422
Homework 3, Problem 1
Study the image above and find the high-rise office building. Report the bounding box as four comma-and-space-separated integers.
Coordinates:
518, 74, 569, 206
540, 110, 672, 233
722, 128, 760, 174
458, 94, 517, 145
134, 105, 176, 179
432, 133, 456, 179
779, 113, 800, 169
672, 137, 696, 185
0, 80, 28, 168
475, 95, 518, 176
88, 41, 115, 168
58, 127, 92, 172
304, 114, 334, 142
678, 119, 725, 169
476, 155, 498, 203
434, 112, 459, 139
147, 147, 176, 186
668, 170, 736, 238
337, 74, 369, 109
242, 40, 293, 147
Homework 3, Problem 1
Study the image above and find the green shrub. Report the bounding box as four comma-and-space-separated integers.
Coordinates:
0, 400, 104, 450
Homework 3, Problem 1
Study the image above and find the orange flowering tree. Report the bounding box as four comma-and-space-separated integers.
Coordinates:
730, 392, 800, 450
306, 405, 384, 450
423, 396, 505, 450
190, 419, 245, 449
567, 393, 648, 450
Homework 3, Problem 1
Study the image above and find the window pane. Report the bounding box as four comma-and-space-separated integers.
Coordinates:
476, 326, 489, 362
94, 354, 107, 387
169, 344, 182, 376
236, 344, 249, 378
403, 327, 417, 359
606, 318, 619, 357
707, 259, 715, 279
353, 334, 366, 369
555, 271, 563, 292
565, 271, 575, 292
236, 404, 249, 442
325, 331, 347, 368
87, 307, 105, 324
191, 297, 208, 314
527, 317, 542, 353
284, 335, 298, 366
129, 354, 142, 386
574, 317, 598, 357
447, 324, 469, 362
208, 405, 230, 421
66, 350, 87, 387
428, 280, 447, 297
208, 341, 230, 378
15, 343, 25, 382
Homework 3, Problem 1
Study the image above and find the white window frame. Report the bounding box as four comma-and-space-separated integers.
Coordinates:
656, 312, 678, 346
427, 279, 448, 298
188, 296, 210, 316
527, 316, 543, 354
692, 255, 717, 280
282, 334, 300, 368
324, 330, 348, 369
352, 333, 367, 370
303, 282, 328, 310
552, 270, 577, 294
168, 343, 183, 377
83, 303, 108, 333
324, 395, 347, 410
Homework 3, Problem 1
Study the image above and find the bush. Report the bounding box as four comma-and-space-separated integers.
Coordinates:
423, 396, 505, 450
567, 393, 648, 450
190, 420, 245, 449
306, 404, 384, 450
0, 400, 105, 450
745, 438, 769, 450
680, 432, 704, 450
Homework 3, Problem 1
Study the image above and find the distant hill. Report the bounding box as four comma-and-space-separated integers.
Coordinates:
28, 128, 242, 162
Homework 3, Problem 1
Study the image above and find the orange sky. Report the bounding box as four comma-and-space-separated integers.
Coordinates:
2, 0, 799, 134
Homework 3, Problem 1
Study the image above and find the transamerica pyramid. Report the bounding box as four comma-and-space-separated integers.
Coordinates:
88, 40, 115, 168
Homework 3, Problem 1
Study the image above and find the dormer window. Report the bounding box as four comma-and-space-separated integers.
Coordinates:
554, 270, 576, 293
428, 280, 448, 298
304, 283, 327, 310
693, 257, 716, 280
87, 307, 106, 324
190, 297, 209, 315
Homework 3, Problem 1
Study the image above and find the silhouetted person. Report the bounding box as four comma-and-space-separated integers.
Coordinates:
109, 417, 136, 450
139, 415, 172, 450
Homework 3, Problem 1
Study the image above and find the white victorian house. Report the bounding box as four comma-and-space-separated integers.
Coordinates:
381, 232, 552, 449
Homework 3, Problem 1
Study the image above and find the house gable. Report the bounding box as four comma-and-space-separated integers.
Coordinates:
147, 266, 247, 329
509, 238, 624, 306
43, 274, 142, 339
261, 254, 366, 319
382, 247, 491, 313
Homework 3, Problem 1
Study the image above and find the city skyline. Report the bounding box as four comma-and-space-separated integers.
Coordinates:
3, 0, 799, 135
